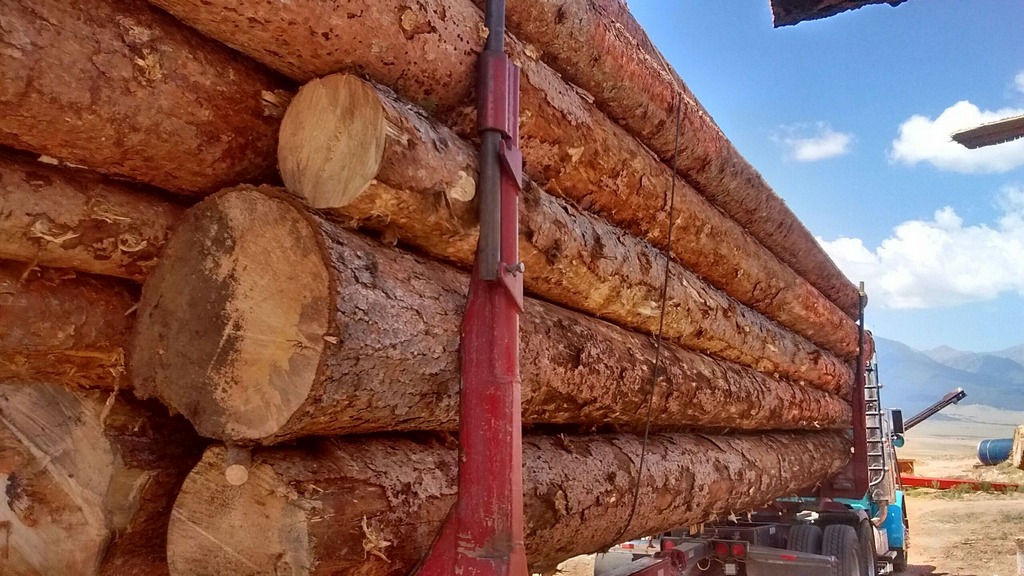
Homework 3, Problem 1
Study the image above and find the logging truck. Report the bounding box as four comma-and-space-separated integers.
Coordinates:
594, 380, 968, 576
0, 0, 915, 573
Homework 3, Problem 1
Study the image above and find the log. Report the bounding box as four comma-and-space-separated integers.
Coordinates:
167, 431, 850, 575
770, 0, 909, 27
489, 0, 861, 318
0, 380, 205, 576
130, 187, 852, 445
0, 0, 289, 195
0, 149, 184, 281
0, 263, 135, 389
1012, 425, 1024, 471
143, 0, 861, 359
279, 75, 853, 393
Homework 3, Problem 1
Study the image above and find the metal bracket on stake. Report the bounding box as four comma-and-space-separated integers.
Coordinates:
500, 139, 524, 189
479, 52, 521, 139
500, 261, 525, 312
477, 49, 522, 281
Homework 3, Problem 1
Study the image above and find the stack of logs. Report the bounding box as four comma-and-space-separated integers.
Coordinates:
0, 0, 867, 574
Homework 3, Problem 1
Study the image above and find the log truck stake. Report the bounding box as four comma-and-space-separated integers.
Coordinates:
413, 0, 528, 574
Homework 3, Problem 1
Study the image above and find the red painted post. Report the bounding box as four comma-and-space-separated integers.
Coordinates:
411, 0, 528, 574
822, 289, 869, 500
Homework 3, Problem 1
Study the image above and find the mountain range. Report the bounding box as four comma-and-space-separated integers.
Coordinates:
873, 337, 1024, 415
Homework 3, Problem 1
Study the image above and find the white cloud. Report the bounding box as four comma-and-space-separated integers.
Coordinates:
891, 100, 1024, 173
776, 122, 853, 162
819, 185, 1024, 310
1016, 71, 1024, 95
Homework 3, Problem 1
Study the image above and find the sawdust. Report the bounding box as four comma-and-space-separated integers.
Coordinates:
133, 50, 163, 82
261, 89, 293, 118
360, 516, 392, 563
29, 219, 79, 244
117, 235, 148, 253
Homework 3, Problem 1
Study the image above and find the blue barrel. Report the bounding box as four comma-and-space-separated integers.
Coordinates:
977, 438, 1014, 465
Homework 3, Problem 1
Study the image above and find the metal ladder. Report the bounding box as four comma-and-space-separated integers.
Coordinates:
864, 359, 888, 491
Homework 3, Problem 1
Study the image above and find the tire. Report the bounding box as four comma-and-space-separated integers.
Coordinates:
823, 524, 862, 576
856, 521, 877, 576
788, 524, 823, 554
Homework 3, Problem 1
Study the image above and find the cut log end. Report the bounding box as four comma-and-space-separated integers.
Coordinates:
168, 446, 312, 575
0, 383, 119, 574
224, 464, 249, 486
224, 445, 253, 486
131, 188, 329, 442
0, 380, 204, 575
448, 169, 477, 202
279, 75, 387, 209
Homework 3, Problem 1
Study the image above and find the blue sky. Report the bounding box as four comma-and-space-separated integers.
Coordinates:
628, 0, 1024, 353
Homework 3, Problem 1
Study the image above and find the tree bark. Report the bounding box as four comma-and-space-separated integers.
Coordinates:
0, 263, 136, 390
770, 0, 909, 27
143, 0, 862, 356
0, 380, 205, 576
346, 180, 855, 396
282, 76, 856, 389
130, 187, 852, 445
0, 0, 289, 195
1011, 425, 1024, 471
0, 150, 184, 282
167, 431, 850, 576
489, 0, 861, 318
279, 75, 853, 392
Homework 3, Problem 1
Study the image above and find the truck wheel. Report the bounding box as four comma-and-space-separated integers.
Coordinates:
787, 524, 823, 554
856, 520, 877, 576
823, 524, 861, 576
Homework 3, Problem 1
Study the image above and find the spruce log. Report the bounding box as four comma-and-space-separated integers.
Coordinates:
1011, 425, 1024, 471
167, 431, 850, 575
489, 0, 861, 318
770, 0, 909, 27
143, 0, 861, 358
0, 0, 288, 195
279, 75, 853, 393
0, 380, 204, 576
0, 150, 184, 281
130, 187, 852, 445
0, 263, 135, 389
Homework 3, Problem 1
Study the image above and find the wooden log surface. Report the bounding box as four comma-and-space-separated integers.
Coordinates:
0, 380, 205, 576
1012, 425, 1024, 471
491, 0, 861, 318
0, 150, 184, 281
167, 431, 850, 575
279, 74, 853, 392
143, 0, 861, 358
0, 0, 289, 195
0, 263, 135, 389
130, 187, 852, 445
770, 0, 909, 27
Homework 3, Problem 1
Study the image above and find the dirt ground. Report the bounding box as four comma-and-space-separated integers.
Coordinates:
550, 417, 1024, 576
894, 418, 1024, 576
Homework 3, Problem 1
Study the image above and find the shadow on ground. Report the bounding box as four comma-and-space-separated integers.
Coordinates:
894, 565, 946, 576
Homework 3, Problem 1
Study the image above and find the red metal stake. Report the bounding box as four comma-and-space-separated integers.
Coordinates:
412, 0, 528, 574
822, 289, 869, 499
